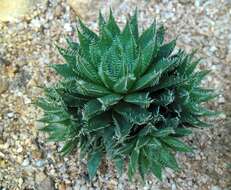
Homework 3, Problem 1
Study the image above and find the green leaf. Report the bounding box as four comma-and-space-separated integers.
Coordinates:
98, 11, 106, 36
76, 55, 101, 84
98, 60, 114, 89
77, 29, 91, 51
113, 74, 136, 93
38, 113, 69, 123
116, 139, 136, 155
36, 98, 63, 112
158, 148, 179, 171
85, 113, 111, 132
156, 25, 165, 46
191, 70, 210, 86
152, 89, 175, 106
83, 99, 104, 120
114, 157, 124, 175
72, 80, 111, 97
66, 37, 80, 50
153, 127, 175, 137
158, 38, 176, 58
39, 123, 66, 132
114, 103, 152, 125
181, 112, 209, 127
185, 58, 201, 75
51, 64, 76, 78
60, 139, 77, 156
148, 138, 162, 149
112, 113, 132, 140
173, 128, 192, 137
184, 103, 217, 116
137, 136, 152, 148
107, 9, 120, 35
87, 150, 102, 180
131, 71, 161, 91
78, 18, 99, 42
150, 159, 163, 180
102, 127, 115, 157
97, 94, 123, 111
165, 117, 180, 128
42, 123, 68, 142
128, 148, 140, 180
150, 57, 180, 74
128, 9, 139, 41
62, 93, 88, 107
191, 88, 217, 103
139, 21, 156, 49
140, 38, 157, 75
162, 137, 193, 152
138, 148, 149, 179
151, 74, 187, 92
124, 92, 152, 108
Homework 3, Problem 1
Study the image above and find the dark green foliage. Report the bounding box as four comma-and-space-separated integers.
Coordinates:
36, 10, 217, 180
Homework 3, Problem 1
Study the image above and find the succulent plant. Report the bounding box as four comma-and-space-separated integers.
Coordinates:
36, 10, 217, 180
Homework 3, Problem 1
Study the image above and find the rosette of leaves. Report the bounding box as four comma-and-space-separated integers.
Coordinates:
36, 10, 217, 180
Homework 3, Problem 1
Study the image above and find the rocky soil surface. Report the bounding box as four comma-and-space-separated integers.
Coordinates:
0, 0, 230, 189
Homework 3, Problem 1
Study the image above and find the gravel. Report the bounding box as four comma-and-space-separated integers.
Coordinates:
0, 0, 230, 189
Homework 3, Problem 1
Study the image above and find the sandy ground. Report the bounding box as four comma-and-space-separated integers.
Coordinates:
0, 0, 230, 189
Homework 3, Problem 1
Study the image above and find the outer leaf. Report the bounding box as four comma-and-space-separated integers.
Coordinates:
114, 157, 124, 175
162, 137, 193, 152
158, 39, 176, 58
107, 9, 120, 35
138, 148, 149, 179
87, 151, 102, 180
38, 112, 69, 123
39, 123, 66, 132
62, 93, 89, 107
140, 38, 157, 75
156, 25, 165, 46
150, 159, 163, 180
98, 11, 106, 36
78, 19, 99, 42
128, 149, 140, 180
139, 21, 156, 49
128, 9, 139, 41
51, 64, 76, 78
151, 75, 187, 92
159, 148, 179, 171
66, 37, 80, 50
56, 45, 77, 68
181, 112, 209, 127
153, 127, 175, 137
36, 97, 63, 112
173, 128, 192, 137
60, 139, 78, 156
191, 88, 217, 103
